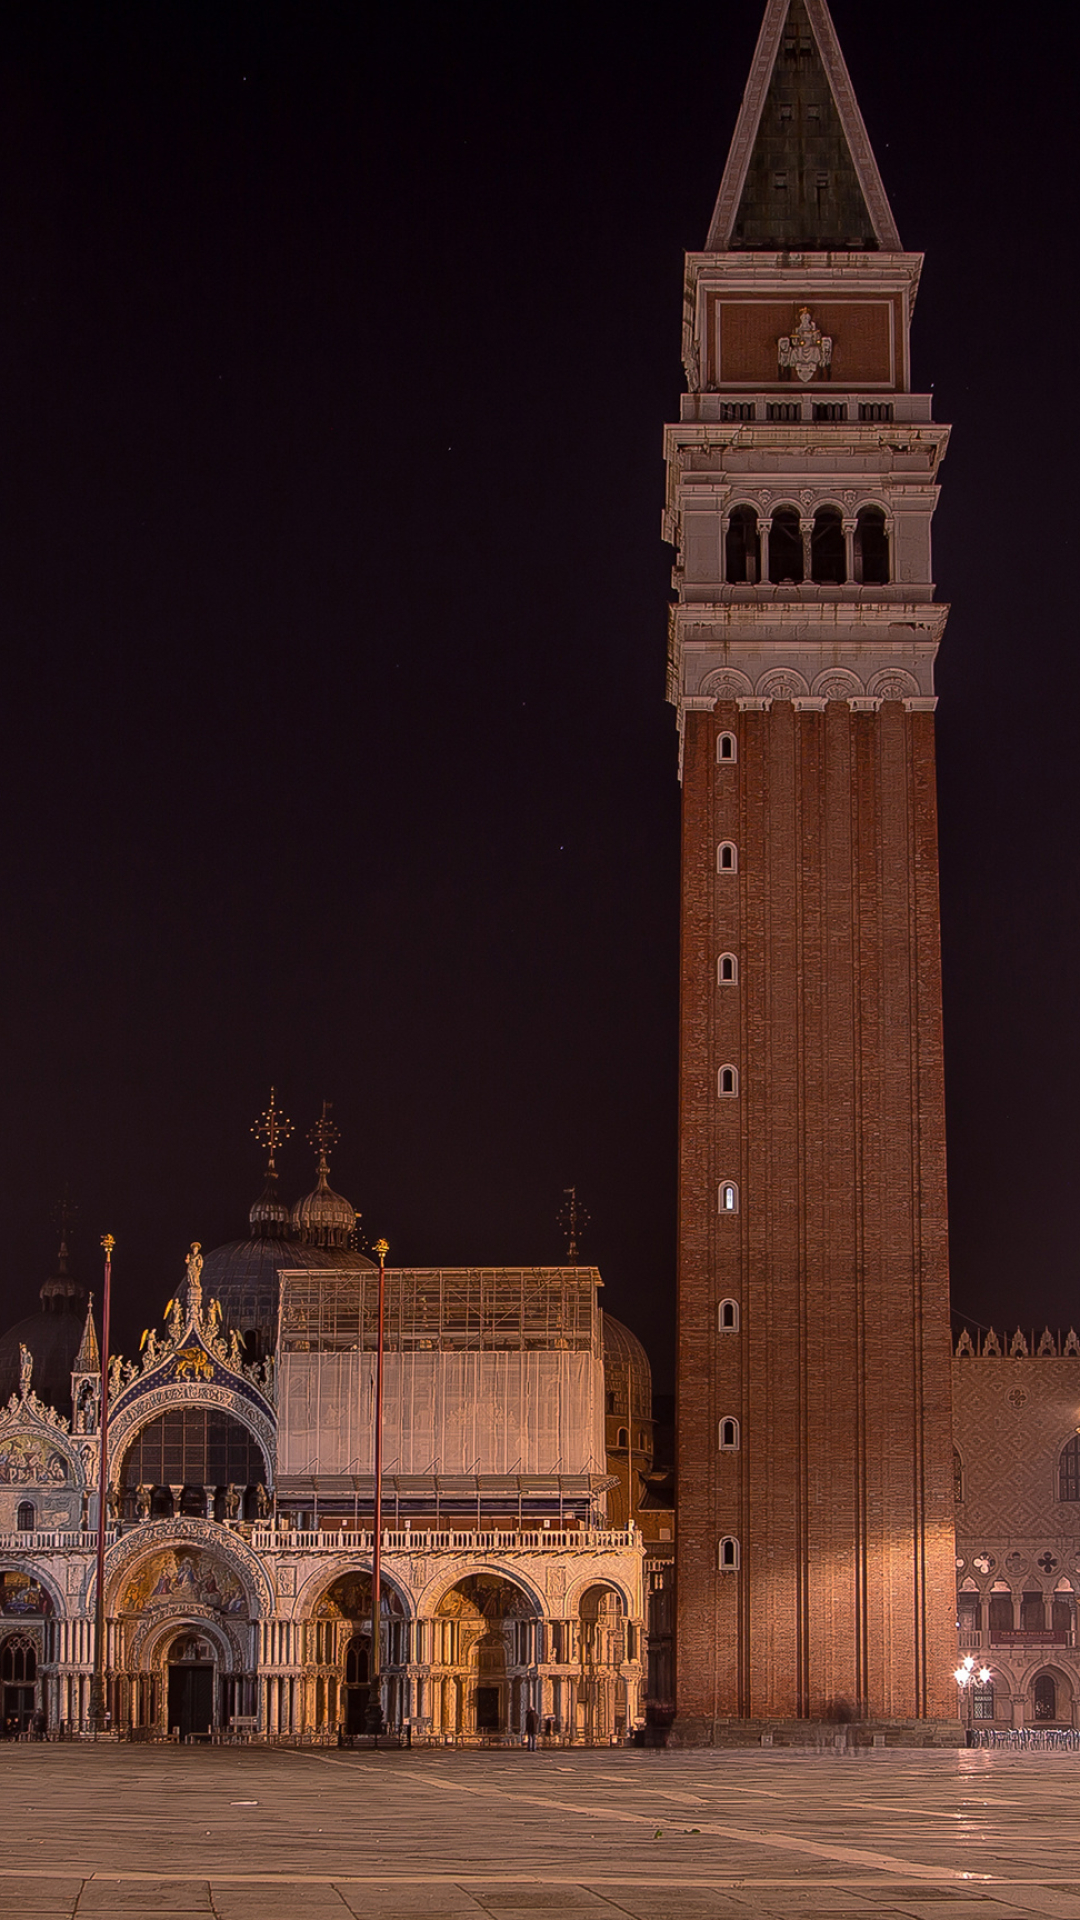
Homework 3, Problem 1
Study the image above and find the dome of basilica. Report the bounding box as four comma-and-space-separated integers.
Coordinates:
200, 1095, 374, 1349
601, 1312, 653, 1424
0, 1240, 90, 1419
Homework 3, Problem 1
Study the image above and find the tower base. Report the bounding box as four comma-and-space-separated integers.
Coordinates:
666, 1716, 964, 1751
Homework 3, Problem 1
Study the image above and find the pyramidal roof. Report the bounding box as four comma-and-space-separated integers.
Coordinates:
706, 0, 900, 254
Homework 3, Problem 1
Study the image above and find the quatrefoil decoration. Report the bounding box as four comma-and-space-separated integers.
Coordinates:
1038, 1552, 1058, 1575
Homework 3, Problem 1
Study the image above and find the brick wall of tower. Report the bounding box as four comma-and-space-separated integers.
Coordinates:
675, 698, 956, 1737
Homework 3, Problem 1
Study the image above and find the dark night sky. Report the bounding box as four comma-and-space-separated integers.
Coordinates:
0, 3, 1072, 1385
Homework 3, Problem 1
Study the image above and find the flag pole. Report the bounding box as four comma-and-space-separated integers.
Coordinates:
365, 1236, 389, 1741
89, 1234, 114, 1733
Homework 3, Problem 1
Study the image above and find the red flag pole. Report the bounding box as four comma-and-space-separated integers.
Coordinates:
90, 1234, 114, 1733
365, 1237, 389, 1741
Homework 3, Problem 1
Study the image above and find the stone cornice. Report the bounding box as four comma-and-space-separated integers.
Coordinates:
670, 601, 949, 645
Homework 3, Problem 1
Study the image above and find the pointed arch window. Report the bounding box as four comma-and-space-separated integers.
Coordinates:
717, 843, 738, 873
719, 1417, 740, 1452
718, 1536, 740, 1571
717, 953, 738, 985
725, 507, 760, 585
719, 1181, 740, 1215
718, 1298, 740, 1333
768, 507, 803, 585
717, 1066, 739, 1098
1059, 1435, 1080, 1502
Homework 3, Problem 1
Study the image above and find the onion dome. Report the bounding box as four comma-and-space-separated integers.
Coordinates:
200, 1091, 374, 1352
0, 1236, 89, 1417
291, 1101, 358, 1251
601, 1313, 653, 1424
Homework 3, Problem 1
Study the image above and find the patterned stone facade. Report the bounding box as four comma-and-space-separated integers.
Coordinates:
668, 0, 958, 1743
953, 1330, 1080, 1732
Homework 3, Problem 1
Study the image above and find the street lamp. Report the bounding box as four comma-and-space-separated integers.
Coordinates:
953, 1653, 992, 1740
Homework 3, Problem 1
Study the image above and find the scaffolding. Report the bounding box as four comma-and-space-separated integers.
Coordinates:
276, 1269, 605, 1483
278, 1267, 600, 1355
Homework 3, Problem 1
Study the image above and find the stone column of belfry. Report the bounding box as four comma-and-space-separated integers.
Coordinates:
667, 0, 959, 1744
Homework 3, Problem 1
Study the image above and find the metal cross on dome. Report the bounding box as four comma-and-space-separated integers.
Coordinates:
308, 1099, 340, 1171
251, 1087, 294, 1171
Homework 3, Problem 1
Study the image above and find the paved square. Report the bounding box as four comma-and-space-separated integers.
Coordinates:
0, 1746, 1077, 1917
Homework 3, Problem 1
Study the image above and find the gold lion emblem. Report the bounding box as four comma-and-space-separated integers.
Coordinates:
173, 1346, 214, 1381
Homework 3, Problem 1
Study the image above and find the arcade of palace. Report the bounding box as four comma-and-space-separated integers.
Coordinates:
0, 1112, 672, 1744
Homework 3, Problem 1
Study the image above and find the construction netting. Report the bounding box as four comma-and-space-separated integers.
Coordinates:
276, 1268, 605, 1479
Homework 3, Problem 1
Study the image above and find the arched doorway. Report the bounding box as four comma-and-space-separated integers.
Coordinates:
1, 1634, 37, 1735
166, 1630, 216, 1741
312, 1572, 406, 1739
432, 1574, 538, 1743
578, 1585, 628, 1745
1032, 1668, 1071, 1726
0, 1572, 50, 1735
113, 1543, 252, 1736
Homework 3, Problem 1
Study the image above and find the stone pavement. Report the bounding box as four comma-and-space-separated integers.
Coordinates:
1, 1744, 1079, 1917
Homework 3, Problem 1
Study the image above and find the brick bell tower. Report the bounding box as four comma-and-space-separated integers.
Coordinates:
667, 0, 959, 1743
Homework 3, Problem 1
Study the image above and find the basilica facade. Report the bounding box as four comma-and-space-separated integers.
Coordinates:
0, 1123, 646, 1745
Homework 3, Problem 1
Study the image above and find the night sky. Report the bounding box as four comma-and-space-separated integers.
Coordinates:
0, 3, 1072, 1385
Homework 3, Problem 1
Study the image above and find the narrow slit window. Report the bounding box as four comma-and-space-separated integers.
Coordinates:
718, 1065, 738, 1097
718, 1298, 740, 1332
718, 1536, 740, 1571
717, 731, 737, 763
719, 1418, 740, 1451
718, 953, 738, 985
717, 842, 738, 873
719, 1181, 740, 1214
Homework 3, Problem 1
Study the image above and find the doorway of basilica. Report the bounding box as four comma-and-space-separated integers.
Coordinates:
1, 1635, 37, 1735
166, 1631, 216, 1740
431, 1573, 537, 1742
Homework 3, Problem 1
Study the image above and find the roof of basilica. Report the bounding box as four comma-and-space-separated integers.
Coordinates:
601, 1312, 653, 1423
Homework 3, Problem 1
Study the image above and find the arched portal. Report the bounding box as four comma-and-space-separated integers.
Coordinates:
1031, 1667, 1072, 1726
431, 1573, 539, 1744
577, 1584, 628, 1745
1, 1633, 38, 1734
312, 1571, 406, 1740
109, 1542, 255, 1737
165, 1628, 217, 1741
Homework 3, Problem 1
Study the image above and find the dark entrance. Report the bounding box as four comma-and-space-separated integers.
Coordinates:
343, 1634, 369, 1735
475, 1685, 500, 1731
1, 1636, 37, 1735
167, 1647, 215, 1741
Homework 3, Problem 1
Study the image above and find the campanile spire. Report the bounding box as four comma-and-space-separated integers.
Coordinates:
668, 2, 958, 1743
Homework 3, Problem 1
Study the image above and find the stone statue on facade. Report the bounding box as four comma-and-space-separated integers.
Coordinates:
18, 1344, 32, 1398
